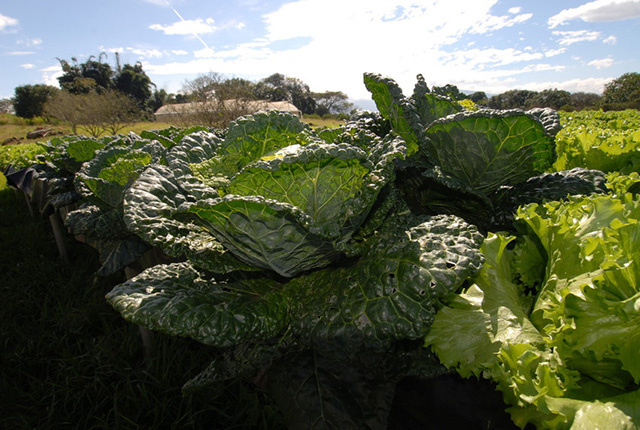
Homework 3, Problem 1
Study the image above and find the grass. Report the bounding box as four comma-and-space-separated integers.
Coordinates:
0, 186, 284, 429
0, 114, 343, 147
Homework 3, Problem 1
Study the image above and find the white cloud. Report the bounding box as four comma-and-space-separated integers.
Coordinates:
508, 7, 522, 14
150, 17, 217, 35
18, 38, 43, 47
553, 29, 601, 45
522, 77, 614, 93
471, 12, 532, 34
7, 51, 35, 56
41, 65, 63, 87
0, 13, 18, 31
544, 48, 567, 57
440, 47, 544, 69
603, 35, 617, 44
142, 0, 562, 99
548, 0, 640, 28
101, 46, 191, 59
20, 63, 35, 69
194, 47, 216, 58
588, 57, 614, 68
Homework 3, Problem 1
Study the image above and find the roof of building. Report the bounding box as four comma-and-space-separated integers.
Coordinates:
154, 99, 301, 116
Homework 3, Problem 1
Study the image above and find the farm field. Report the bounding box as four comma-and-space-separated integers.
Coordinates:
1, 92, 640, 429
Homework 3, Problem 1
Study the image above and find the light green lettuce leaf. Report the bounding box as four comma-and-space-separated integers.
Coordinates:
425, 233, 544, 377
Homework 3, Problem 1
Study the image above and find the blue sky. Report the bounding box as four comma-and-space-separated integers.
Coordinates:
1, 0, 639, 106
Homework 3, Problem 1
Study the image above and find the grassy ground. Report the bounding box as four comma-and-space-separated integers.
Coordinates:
0, 187, 284, 429
0, 114, 344, 146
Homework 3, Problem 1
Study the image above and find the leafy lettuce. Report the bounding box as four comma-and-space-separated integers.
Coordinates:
425, 173, 640, 429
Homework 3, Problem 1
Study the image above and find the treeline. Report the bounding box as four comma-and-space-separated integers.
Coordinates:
444, 72, 640, 112
4, 52, 640, 131
5, 54, 354, 132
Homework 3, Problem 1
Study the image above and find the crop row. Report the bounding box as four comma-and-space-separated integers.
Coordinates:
3, 73, 640, 430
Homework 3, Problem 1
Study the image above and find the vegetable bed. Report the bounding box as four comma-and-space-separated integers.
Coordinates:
3, 74, 639, 429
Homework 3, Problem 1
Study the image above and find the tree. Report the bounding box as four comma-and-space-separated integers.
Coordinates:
13, 84, 58, 118
569, 92, 602, 110
150, 89, 177, 112
488, 89, 538, 109
603, 72, 640, 104
44, 90, 139, 136
468, 91, 488, 105
43, 91, 85, 133
58, 54, 113, 94
524, 89, 571, 110
114, 62, 154, 110
0, 98, 14, 114
175, 72, 257, 128
311, 91, 353, 116
254, 73, 316, 114
57, 53, 155, 111
215, 77, 256, 101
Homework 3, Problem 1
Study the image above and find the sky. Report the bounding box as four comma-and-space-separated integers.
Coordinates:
1, 0, 640, 109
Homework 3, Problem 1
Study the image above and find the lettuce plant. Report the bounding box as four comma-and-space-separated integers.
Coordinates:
426, 173, 640, 429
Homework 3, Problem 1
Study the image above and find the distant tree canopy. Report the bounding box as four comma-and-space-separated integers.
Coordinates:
254, 73, 317, 114
602, 72, 640, 109
525, 89, 572, 110
56, 53, 155, 111
311, 91, 353, 116
178, 72, 353, 117
13, 84, 59, 118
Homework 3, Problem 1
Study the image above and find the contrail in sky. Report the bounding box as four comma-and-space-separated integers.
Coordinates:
163, 0, 212, 50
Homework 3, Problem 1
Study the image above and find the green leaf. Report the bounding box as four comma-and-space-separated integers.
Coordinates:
93, 238, 150, 277
140, 125, 208, 149
66, 138, 106, 162
425, 233, 544, 377
423, 109, 556, 196
75, 142, 165, 208
288, 214, 485, 352
410, 74, 462, 127
186, 195, 341, 277
227, 143, 372, 238
363, 73, 422, 155
123, 164, 255, 274
105, 262, 289, 347
212, 110, 313, 176
65, 204, 130, 240
166, 130, 225, 198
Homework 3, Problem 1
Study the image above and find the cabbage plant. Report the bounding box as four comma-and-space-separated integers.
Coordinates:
363, 73, 606, 231
106, 110, 486, 427
64, 135, 167, 275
